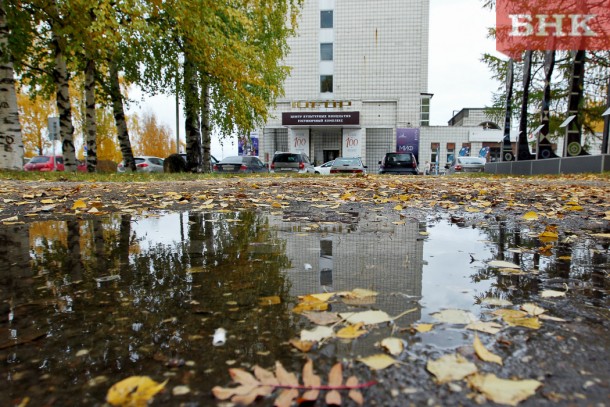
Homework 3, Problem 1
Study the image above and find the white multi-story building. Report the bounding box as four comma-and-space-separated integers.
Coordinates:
258, 0, 431, 170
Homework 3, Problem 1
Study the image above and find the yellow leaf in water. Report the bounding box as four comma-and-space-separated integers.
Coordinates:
427, 354, 478, 383
467, 373, 542, 406
493, 309, 527, 319
41, 199, 55, 204
357, 354, 397, 370
336, 322, 367, 339
339, 310, 392, 325
540, 289, 566, 298
414, 323, 434, 333
473, 334, 503, 365
107, 376, 167, 407
289, 338, 314, 352
306, 293, 335, 302
521, 303, 546, 316
466, 321, 503, 335
259, 296, 281, 306
394, 204, 403, 211
72, 199, 87, 210
503, 316, 541, 329
522, 211, 539, 221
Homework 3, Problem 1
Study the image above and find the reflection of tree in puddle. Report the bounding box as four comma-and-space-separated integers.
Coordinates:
475, 219, 609, 307
0, 211, 297, 406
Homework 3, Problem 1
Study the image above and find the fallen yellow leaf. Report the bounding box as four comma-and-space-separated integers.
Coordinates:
426, 354, 478, 383
414, 323, 434, 333
72, 199, 87, 210
336, 322, 367, 339
467, 373, 542, 406
473, 334, 503, 365
107, 376, 167, 407
522, 211, 539, 221
357, 354, 397, 370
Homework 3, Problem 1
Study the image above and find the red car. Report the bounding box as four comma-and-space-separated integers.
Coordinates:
23, 155, 87, 172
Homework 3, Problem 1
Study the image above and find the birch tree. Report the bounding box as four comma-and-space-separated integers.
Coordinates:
0, 0, 23, 169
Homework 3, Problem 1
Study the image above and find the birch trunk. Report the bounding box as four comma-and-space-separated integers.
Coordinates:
51, 18, 77, 171
183, 49, 202, 172
84, 58, 97, 172
201, 77, 211, 173
0, 0, 24, 170
109, 60, 135, 171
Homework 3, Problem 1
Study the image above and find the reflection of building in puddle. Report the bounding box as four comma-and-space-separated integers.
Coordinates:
270, 213, 424, 325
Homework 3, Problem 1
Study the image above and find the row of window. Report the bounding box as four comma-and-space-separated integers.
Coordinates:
320, 10, 333, 94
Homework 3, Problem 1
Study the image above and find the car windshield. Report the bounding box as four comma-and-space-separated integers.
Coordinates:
273, 153, 300, 163
334, 158, 361, 166
30, 156, 50, 164
219, 156, 244, 164
386, 154, 412, 163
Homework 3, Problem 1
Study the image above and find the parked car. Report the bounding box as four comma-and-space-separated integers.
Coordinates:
117, 156, 165, 173
378, 152, 418, 175
329, 157, 367, 175
270, 152, 314, 173
313, 160, 334, 175
23, 155, 87, 172
213, 156, 268, 174
446, 156, 486, 174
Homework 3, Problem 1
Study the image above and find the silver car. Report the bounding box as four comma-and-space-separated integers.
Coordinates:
329, 157, 367, 174
270, 152, 314, 174
446, 156, 486, 174
117, 156, 165, 173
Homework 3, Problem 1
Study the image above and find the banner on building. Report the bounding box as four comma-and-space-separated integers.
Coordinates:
288, 129, 310, 154
458, 146, 470, 156
342, 129, 362, 157
396, 128, 420, 161
238, 131, 259, 156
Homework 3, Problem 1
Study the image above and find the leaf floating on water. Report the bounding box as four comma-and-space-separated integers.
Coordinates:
106, 376, 167, 407
540, 289, 567, 298
336, 322, 368, 339
467, 373, 542, 406
521, 303, 546, 316
488, 260, 520, 269
289, 338, 314, 352
301, 311, 341, 326
481, 297, 513, 307
339, 310, 392, 325
426, 354, 478, 384
413, 323, 435, 333
473, 334, 503, 365
259, 296, 281, 306
466, 321, 503, 335
301, 326, 334, 342
431, 309, 477, 324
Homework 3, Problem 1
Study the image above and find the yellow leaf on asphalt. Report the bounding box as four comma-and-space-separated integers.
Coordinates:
107, 376, 167, 407
591, 233, 610, 239
467, 373, 542, 406
521, 303, 546, 316
337, 322, 367, 339
357, 354, 397, 370
394, 204, 403, 211
72, 199, 87, 209
522, 211, 539, 220
272, 202, 283, 208
473, 334, 502, 365
426, 354, 478, 383
380, 337, 404, 356
540, 289, 567, 298
41, 199, 55, 204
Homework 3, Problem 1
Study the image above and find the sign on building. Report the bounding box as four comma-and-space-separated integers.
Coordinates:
396, 128, 420, 161
288, 129, 310, 154
342, 129, 362, 157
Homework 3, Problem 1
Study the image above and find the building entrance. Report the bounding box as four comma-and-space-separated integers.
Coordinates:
323, 150, 340, 163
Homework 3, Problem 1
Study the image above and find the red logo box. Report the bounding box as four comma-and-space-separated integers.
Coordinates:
496, 0, 610, 58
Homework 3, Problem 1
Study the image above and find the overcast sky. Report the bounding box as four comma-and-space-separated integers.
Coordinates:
128, 0, 502, 158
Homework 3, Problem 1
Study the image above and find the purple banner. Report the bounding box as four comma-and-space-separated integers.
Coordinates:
396, 128, 420, 161
238, 134, 259, 156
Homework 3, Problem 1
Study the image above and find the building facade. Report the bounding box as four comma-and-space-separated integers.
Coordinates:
258, 0, 430, 171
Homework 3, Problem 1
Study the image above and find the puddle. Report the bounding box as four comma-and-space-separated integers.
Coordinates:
0, 210, 607, 405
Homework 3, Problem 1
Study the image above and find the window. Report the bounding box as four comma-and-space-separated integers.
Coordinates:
420, 96, 431, 127
446, 143, 455, 164
320, 75, 333, 93
431, 143, 440, 164
320, 43, 333, 61
321, 10, 333, 28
